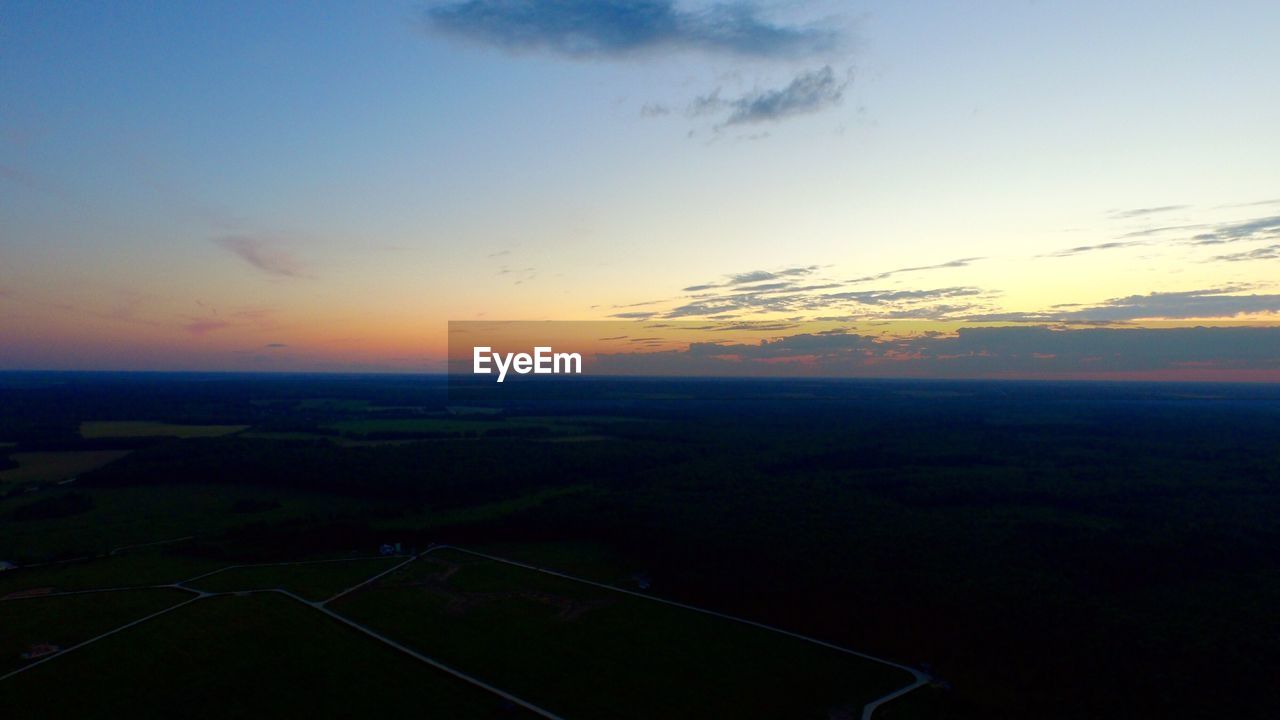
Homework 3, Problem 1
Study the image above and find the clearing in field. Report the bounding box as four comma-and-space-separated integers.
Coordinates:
0, 593, 533, 719
79, 421, 248, 439
331, 547, 915, 719
0, 450, 132, 484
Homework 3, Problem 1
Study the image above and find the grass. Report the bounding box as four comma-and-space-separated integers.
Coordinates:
326, 417, 591, 436
874, 685, 949, 720
237, 431, 332, 441
377, 486, 591, 533
0, 588, 190, 674
468, 540, 638, 585
332, 548, 914, 719
0, 551, 224, 597
0, 450, 132, 484
0, 483, 370, 563
189, 557, 402, 601
0, 593, 532, 718
80, 421, 248, 438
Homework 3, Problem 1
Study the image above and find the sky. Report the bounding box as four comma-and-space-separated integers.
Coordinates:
2, 1, 1279, 377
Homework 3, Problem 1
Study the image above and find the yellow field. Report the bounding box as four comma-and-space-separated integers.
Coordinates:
0, 451, 133, 483
80, 421, 248, 439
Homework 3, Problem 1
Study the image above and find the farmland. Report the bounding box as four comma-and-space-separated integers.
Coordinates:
0, 450, 132, 484
333, 548, 915, 719
0, 372, 1277, 718
80, 421, 248, 438
0, 593, 530, 719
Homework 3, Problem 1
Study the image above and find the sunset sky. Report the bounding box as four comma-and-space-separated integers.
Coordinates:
2, 1, 1279, 375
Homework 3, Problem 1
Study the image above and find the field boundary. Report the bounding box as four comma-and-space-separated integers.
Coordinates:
0, 553, 564, 719
427, 544, 931, 720
1, 543, 930, 719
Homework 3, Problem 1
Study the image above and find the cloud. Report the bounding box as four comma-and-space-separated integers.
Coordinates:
1107, 205, 1188, 219
1100, 213, 1280, 246
850, 256, 984, 283
682, 265, 819, 292
424, 0, 839, 59
697, 66, 848, 126
1075, 288, 1280, 320
213, 236, 308, 278
661, 283, 985, 319
1217, 198, 1280, 209
727, 269, 782, 284
1040, 240, 1145, 258
959, 288, 1280, 322
1186, 215, 1280, 245
820, 287, 983, 306
184, 319, 230, 336
1118, 223, 1208, 238
591, 325, 1280, 379
1211, 244, 1280, 263
610, 311, 658, 319
264, 342, 289, 348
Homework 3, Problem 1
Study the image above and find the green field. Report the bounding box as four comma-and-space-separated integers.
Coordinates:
468, 541, 638, 585
0, 588, 189, 674
378, 486, 592, 534
0, 551, 224, 597
332, 548, 913, 719
0, 483, 372, 563
0, 593, 532, 718
189, 557, 402, 601
322, 415, 622, 437
80, 421, 248, 438
0, 450, 132, 484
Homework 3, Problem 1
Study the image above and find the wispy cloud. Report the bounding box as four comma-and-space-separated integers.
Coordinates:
681, 266, 819, 292
820, 287, 982, 306
959, 288, 1280, 322
184, 319, 231, 336
696, 66, 849, 127
1210, 244, 1280, 263
213, 235, 309, 278
662, 282, 986, 320
1107, 205, 1188, 219
424, 0, 840, 59
1040, 240, 1145, 258
849, 256, 984, 283
1187, 215, 1280, 245
1216, 198, 1280, 209
592, 325, 1280, 379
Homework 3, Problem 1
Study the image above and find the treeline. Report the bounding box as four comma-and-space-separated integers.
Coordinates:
78, 435, 689, 509
9, 491, 95, 521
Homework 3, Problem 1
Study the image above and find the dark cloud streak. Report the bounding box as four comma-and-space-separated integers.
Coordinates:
425, 0, 839, 59
720, 66, 847, 126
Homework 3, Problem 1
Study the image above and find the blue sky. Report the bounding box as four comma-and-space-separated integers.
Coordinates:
2, 1, 1279, 372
